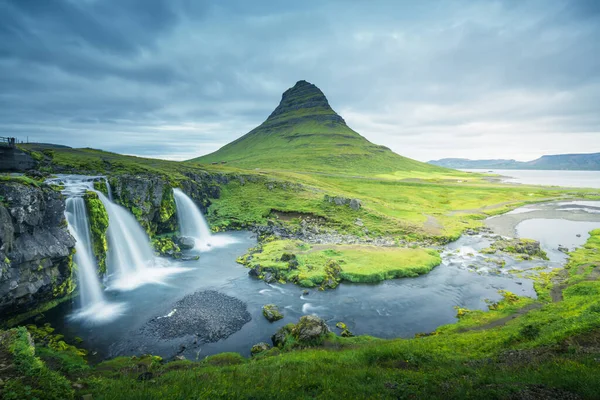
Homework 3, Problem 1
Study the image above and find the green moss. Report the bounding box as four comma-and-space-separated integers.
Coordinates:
0, 328, 74, 400
151, 236, 181, 258
242, 240, 441, 287
84, 191, 109, 276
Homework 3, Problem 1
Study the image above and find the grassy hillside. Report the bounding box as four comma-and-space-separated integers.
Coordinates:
191, 81, 453, 176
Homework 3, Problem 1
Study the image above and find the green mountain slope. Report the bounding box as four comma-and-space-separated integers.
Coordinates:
191, 80, 450, 175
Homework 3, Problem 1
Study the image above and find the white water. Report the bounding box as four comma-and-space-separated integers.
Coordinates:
173, 188, 212, 247
65, 197, 105, 310
173, 188, 238, 250
58, 180, 126, 324
95, 191, 187, 290
105, 178, 114, 201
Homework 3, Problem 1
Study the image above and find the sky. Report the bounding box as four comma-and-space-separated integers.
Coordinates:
1, 0, 599, 162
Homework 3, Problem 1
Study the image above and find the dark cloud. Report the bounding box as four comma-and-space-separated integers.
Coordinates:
0, 0, 598, 161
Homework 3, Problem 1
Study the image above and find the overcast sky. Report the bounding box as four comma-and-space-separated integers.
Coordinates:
1, 0, 599, 162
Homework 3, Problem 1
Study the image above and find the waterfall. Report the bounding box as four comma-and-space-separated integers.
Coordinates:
95, 191, 154, 278
65, 197, 105, 310
105, 178, 114, 202
173, 188, 212, 248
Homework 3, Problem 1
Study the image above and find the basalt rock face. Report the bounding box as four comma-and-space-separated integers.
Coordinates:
0, 182, 75, 319
107, 172, 225, 236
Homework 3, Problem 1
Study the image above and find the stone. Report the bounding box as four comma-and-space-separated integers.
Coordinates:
349, 199, 362, 211
250, 342, 271, 356
271, 324, 294, 348
262, 304, 284, 322
292, 315, 330, 343
263, 272, 276, 283
175, 355, 186, 361
178, 236, 196, 250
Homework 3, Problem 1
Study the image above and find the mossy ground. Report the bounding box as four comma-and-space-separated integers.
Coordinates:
241, 240, 441, 287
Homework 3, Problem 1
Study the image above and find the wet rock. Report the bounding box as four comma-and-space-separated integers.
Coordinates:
250, 342, 271, 356
178, 236, 196, 250
263, 272, 276, 283
484, 238, 548, 259
0, 182, 76, 318
180, 255, 200, 261
262, 304, 284, 322
292, 315, 330, 343
248, 265, 261, 277
558, 245, 570, 253
302, 290, 309, 296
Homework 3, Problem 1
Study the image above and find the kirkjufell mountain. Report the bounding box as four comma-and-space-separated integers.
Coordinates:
192, 80, 447, 175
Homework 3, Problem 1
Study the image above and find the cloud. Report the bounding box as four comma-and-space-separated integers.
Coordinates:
0, 0, 598, 162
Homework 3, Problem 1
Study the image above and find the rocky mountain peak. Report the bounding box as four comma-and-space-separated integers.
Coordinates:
265, 80, 346, 125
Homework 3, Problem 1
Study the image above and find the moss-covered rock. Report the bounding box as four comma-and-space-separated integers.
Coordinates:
250, 342, 271, 356
483, 238, 548, 260
262, 304, 284, 322
292, 315, 330, 345
84, 191, 109, 276
151, 236, 182, 259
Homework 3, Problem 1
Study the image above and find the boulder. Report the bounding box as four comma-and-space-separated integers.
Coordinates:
178, 236, 196, 250
262, 304, 284, 322
250, 342, 271, 356
271, 324, 294, 348
292, 315, 330, 343
349, 199, 362, 211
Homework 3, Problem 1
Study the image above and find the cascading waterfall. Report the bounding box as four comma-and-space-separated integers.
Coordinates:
172, 188, 237, 250
51, 176, 126, 324
104, 178, 114, 202
93, 191, 185, 291
65, 197, 105, 310
173, 188, 212, 243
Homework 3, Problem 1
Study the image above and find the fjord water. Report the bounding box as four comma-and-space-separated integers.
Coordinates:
463, 169, 600, 188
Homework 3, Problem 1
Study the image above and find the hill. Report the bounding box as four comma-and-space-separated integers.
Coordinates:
429, 153, 600, 170
191, 80, 449, 176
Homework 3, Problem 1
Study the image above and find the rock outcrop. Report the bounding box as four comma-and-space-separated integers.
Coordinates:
0, 181, 75, 319
105, 172, 224, 236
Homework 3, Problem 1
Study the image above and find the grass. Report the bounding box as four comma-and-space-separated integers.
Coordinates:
241, 240, 441, 286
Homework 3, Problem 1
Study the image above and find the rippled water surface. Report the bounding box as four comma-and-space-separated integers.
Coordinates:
42, 201, 600, 360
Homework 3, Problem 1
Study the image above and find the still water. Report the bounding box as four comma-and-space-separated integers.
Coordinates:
463, 169, 600, 189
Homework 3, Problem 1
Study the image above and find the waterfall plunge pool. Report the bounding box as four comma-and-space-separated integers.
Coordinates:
38, 187, 600, 361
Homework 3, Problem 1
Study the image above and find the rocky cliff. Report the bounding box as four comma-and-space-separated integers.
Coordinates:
100, 171, 226, 236
0, 181, 75, 321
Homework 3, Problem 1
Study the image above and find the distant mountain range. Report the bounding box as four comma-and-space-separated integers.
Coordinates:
428, 153, 600, 171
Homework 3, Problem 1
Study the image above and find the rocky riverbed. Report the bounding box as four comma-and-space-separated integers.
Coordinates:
143, 290, 251, 342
